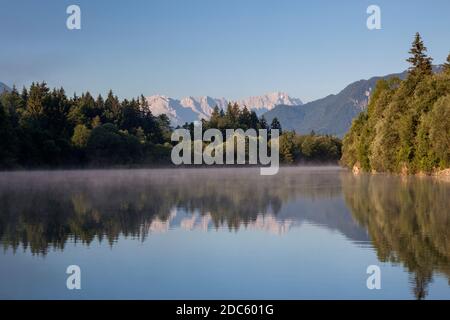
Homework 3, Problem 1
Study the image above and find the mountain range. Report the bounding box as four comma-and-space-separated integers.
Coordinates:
264, 66, 445, 137
145, 92, 302, 126
2, 66, 442, 137
143, 70, 414, 135
263, 72, 407, 137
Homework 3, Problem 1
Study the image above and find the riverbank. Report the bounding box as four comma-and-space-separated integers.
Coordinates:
432, 168, 450, 182
351, 164, 450, 182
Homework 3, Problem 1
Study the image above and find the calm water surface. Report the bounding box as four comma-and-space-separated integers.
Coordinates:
0, 167, 449, 299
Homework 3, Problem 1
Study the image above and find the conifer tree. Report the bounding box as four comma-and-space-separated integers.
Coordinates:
406, 32, 433, 76
259, 116, 268, 130
270, 117, 282, 134
209, 106, 221, 129
239, 106, 252, 129
21, 86, 28, 102
249, 111, 259, 130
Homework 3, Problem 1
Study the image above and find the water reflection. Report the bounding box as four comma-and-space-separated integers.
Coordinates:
341, 173, 450, 299
0, 167, 350, 254
0, 167, 449, 299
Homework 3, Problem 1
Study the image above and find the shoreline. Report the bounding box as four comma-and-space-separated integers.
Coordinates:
351, 164, 450, 182
0, 163, 342, 173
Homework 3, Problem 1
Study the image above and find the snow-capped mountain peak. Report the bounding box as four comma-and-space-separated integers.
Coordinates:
145, 92, 302, 126
235, 92, 303, 115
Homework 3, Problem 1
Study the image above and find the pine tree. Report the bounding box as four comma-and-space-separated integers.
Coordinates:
249, 111, 259, 130
25, 82, 49, 120
270, 117, 282, 134
209, 106, 220, 129
406, 32, 433, 76
95, 94, 104, 109
21, 86, 28, 102
239, 106, 252, 129
0, 99, 18, 166
139, 94, 149, 111
104, 90, 121, 124
259, 116, 268, 130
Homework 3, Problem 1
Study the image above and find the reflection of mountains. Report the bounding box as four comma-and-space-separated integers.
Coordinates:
1, 168, 448, 298
0, 167, 366, 254
342, 173, 450, 300
148, 199, 368, 240
277, 197, 368, 241
148, 209, 295, 235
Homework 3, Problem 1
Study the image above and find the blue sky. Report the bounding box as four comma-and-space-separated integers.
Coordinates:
1, 0, 450, 102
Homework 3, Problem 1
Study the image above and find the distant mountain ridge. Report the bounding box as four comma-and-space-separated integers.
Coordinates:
263, 66, 444, 137
145, 92, 302, 126
263, 71, 409, 137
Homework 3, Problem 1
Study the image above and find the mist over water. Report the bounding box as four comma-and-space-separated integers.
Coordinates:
0, 167, 449, 299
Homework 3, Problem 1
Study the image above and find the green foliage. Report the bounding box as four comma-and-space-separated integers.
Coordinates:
406, 32, 433, 77
71, 124, 91, 148
444, 53, 450, 74
87, 124, 142, 164
279, 131, 298, 163
0, 83, 172, 168
0, 100, 18, 167
270, 117, 282, 134
299, 134, 342, 162
184, 103, 341, 164
342, 173, 450, 299
278, 130, 342, 163
342, 34, 450, 174
428, 95, 450, 168
0, 81, 342, 168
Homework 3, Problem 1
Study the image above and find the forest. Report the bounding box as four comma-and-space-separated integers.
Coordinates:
0, 84, 342, 168
341, 33, 450, 174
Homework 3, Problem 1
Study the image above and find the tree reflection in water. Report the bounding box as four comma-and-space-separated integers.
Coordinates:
341, 173, 450, 299
0, 168, 448, 299
0, 168, 340, 254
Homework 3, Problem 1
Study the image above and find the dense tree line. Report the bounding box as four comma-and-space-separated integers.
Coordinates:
0, 84, 172, 168
181, 104, 342, 163
278, 131, 342, 163
180, 103, 278, 134
342, 33, 450, 174
0, 82, 342, 168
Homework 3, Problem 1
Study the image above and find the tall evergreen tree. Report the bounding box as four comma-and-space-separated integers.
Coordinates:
104, 90, 121, 124
239, 106, 252, 129
249, 111, 259, 130
270, 117, 282, 134
1, 86, 23, 126
24, 82, 49, 121
259, 116, 268, 130
21, 86, 28, 102
0, 100, 18, 166
406, 32, 433, 76
209, 106, 221, 129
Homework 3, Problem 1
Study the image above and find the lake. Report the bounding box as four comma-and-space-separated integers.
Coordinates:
0, 167, 449, 299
